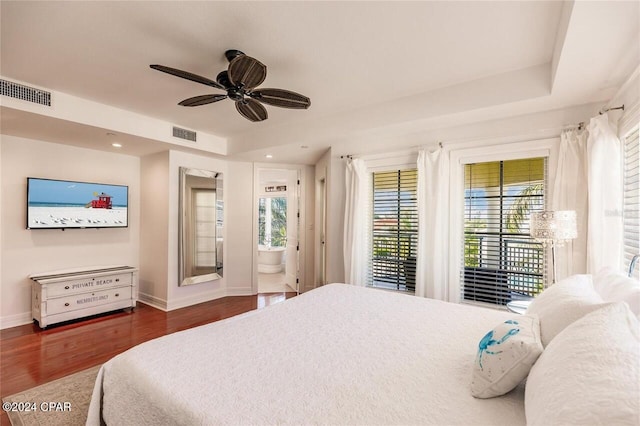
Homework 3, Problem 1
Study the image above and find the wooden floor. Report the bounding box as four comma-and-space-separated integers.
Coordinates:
0, 292, 296, 426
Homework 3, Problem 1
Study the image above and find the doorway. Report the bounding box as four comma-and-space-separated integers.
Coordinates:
256, 168, 299, 294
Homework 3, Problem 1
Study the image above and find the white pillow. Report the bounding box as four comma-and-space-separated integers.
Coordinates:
525, 302, 640, 426
525, 274, 604, 347
593, 267, 640, 317
471, 315, 543, 399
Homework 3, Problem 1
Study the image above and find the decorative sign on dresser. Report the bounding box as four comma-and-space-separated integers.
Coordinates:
30, 266, 138, 328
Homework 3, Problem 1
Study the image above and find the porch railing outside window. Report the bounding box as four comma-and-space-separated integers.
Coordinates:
370, 169, 418, 291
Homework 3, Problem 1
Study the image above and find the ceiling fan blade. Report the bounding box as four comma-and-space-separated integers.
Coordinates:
236, 99, 267, 122
249, 88, 311, 109
228, 55, 267, 90
150, 64, 224, 90
178, 94, 228, 107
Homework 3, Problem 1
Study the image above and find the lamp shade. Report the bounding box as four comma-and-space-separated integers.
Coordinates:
530, 210, 577, 243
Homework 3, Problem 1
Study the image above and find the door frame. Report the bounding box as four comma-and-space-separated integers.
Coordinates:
252, 163, 306, 294
317, 177, 327, 286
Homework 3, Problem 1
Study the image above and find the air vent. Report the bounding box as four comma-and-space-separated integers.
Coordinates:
172, 126, 197, 142
0, 79, 51, 106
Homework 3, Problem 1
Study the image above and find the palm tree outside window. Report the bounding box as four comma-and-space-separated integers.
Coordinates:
259, 197, 287, 247
463, 158, 546, 305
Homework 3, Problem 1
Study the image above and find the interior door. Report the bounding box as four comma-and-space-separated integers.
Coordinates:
285, 170, 299, 292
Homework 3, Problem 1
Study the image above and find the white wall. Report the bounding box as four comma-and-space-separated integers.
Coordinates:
608, 67, 639, 120
327, 155, 346, 284
0, 135, 262, 325
138, 151, 169, 306
314, 149, 346, 285
225, 161, 254, 295
0, 139, 3, 324
166, 150, 228, 308
0, 135, 140, 328
139, 150, 235, 310
0, 133, 281, 326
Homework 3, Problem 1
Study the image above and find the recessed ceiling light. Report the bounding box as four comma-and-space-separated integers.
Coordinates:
265, 154, 273, 159
112, 143, 122, 148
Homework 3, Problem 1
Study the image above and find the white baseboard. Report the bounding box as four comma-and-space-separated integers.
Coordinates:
140, 287, 251, 312
166, 288, 227, 311
137, 292, 168, 311
0, 311, 33, 330
225, 286, 253, 296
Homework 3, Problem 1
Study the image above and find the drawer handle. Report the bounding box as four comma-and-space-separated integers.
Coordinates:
64, 286, 70, 290
64, 302, 70, 307
116, 278, 120, 282
115, 293, 119, 297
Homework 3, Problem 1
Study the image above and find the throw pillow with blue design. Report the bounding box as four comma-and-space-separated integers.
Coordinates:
471, 315, 543, 398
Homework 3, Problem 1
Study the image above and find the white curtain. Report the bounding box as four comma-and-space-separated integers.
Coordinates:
552, 114, 623, 278
552, 128, 588, 280
416, 148, 450, 300
343, 158, 369, 286
586, 114, 623, 273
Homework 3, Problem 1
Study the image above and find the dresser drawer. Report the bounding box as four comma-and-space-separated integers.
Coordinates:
47, 286, 132, 315
46, 273, 133, 297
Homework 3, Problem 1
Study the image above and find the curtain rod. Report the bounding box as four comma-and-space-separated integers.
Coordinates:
599, 104, 624, 115
340, 155, 353, 160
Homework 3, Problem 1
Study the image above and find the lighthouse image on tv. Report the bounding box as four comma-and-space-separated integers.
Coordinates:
27, 178, 128, 229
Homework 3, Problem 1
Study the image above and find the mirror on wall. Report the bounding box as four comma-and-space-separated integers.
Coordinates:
179, 167, 223, 286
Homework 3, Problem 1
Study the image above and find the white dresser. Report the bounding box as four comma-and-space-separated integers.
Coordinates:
30, 266, 138, 328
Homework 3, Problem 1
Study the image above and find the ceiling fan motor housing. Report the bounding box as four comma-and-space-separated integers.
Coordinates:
227, 88, 245, 101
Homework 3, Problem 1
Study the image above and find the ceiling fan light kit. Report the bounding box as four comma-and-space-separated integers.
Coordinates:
150, 50, 311, 122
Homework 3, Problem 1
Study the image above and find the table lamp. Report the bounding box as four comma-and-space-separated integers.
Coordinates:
530, 210, 577, 285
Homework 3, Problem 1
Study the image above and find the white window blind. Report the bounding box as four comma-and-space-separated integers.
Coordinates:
370, 169, 418, 291
462, 158, 546, 306
623, 126, 639, 278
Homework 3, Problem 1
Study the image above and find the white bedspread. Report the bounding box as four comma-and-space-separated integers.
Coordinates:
87, 284, 526, 425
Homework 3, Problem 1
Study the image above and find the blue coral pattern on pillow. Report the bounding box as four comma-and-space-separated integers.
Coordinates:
471, 315, 543, 399
476, 320, 521, 369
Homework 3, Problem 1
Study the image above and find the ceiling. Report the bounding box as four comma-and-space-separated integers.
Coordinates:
1, 1, 638, 164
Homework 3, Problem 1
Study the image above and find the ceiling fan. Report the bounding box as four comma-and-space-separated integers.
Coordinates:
150, 50, 311, 122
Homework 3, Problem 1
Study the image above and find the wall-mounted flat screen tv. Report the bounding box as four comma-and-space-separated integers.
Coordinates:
27, 177, 129, 229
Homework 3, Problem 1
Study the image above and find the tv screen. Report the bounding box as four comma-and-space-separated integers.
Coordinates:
27, 177, 129, 229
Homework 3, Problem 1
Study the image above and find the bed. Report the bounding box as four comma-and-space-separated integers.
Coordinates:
87, 275, 639, 425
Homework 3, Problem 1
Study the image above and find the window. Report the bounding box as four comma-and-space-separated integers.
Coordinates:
623, 126, 639, 278
258, 197, 287, 247
370, 169, 418, 291
462, 158, 546, 305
